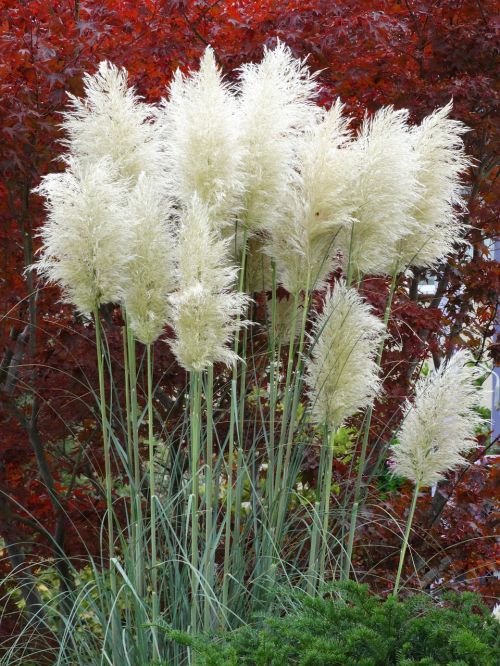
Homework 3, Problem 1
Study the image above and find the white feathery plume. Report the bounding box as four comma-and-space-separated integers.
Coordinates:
168, 196, 249, 372
122, 174, 177, 345
395, 102, 470, 269
390, 350, 484, 487
267, 100, 357, 293
305, 282, 384, 428
158, 47, 242, 226
237, 41, 319, 233
492, 604, 500, 622
337, 107, 420, 277
34, 157, 131, 314
61, 61, 162, 184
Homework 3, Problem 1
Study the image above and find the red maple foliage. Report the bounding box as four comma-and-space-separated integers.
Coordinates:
0, 0, 497, 637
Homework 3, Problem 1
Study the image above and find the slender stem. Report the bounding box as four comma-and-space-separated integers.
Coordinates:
267, 261, 278, 500
306, 500, 321, 594
343, 270, 398, 579
345, 223, 355, 287
222, 377, 237, 615
393, 482, 420, 598
127, 323, 144, 597
203, 366, 214, 632
276, 270, 311, 535
94, 308, 120, 656
190, 371, 202, 632
122, 320, 133, 473
147, 344, 160, 660
222, 231, 248, 618
273, 289, 300, 498
318, 425, 336, 585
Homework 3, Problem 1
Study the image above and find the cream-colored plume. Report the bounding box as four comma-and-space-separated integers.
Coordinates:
34, 157, 130, 314
237, 41, 319, 233
395, 102, 470, 269
122, 175, 177, 345
168, 196, 249, 371
158, 47, 242, 226
61, 61, 162, 184
305, 282, 384, 428
390, 350, 484, 487
337, 107, 420, 277
267, 100, 356, 293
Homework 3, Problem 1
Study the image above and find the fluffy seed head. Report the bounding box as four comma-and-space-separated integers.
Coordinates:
267, 100, 356, 293
122, 174, 177, 345
396, 103, 470, 269
337, 107, 420, 277
390, 350, 484, 487
168, 196, 249, 372
305, 282, 384, 428
158, 47, 242, 226
61, 61, 162, 183
34, 158, 131, 314
237, 41, 319, 232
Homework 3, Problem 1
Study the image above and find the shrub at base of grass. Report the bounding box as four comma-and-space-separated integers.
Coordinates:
154, 582, 499, 666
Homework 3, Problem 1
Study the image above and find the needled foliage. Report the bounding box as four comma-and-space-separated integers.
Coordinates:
160, 583, 500, 666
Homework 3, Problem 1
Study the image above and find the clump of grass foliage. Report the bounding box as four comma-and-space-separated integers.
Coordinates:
159, 582, 500, 666
1, 42, 491, 666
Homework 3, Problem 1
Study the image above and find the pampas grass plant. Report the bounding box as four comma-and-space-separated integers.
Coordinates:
3, 44, 482, 666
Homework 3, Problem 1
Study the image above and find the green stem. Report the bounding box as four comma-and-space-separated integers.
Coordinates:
393, 482, 420, 598
306, 501, 321, 595
190, 371, 202, 632
127, 323, 144, 597
94, 308, 120, 656
203, 366, 214, 632
222, 377, 237, 616
222, 231, 248, 619
318, 425, 336, 585
343, 270, 398, 580
275, 270, 312, 542
147, 344, 160, 660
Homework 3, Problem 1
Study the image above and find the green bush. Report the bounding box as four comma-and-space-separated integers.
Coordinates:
157, 582, 499, 666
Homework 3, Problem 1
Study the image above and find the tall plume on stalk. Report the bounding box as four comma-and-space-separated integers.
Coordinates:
394, 102, 470, 270
389, 350, 484, 487
267, 100, 357, 294
305, 282, 385, 428
158, 47, 243, 226
34, 157, 131, 314
337, 107, 420, 278
61, 61, 162, 185
168, 196, 249, 372
237, 41, 319, 233
122, 174, 177, 345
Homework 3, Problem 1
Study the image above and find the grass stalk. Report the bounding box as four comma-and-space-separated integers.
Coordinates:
146, 343, 160, 661
93, 308, 120, 659
318, 425, 336, 585
189, 370, 202, 632
393, 482, 420, 598
203, 365, 215, 632
343, 270, 398, 579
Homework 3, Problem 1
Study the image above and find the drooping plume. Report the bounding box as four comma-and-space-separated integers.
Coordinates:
122, 174, 177, 345
267, 100, 356, 294
168, 196, 249, 372
305, 282, 384, 428
158, 47, 242, 226
390, 350, 484, 487
237, 41, 319, 232
337, 107, 420, 278
61, 61, 162, 184
395, 102, 470, 269
34, 158, 130, 314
